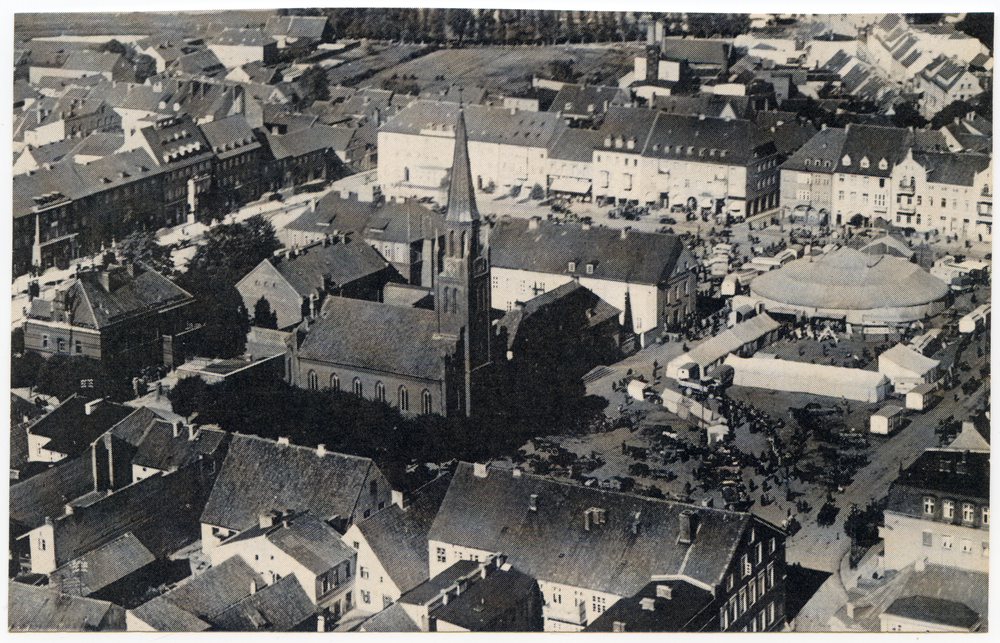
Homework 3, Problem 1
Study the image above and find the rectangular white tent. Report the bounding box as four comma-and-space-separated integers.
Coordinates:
878, 343, 939, 393
725, 354, 890, 402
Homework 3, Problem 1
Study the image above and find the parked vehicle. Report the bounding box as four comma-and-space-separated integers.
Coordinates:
659, 216, 677, 225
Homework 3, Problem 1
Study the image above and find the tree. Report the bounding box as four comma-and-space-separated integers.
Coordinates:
185, 215, 281, 281
548, 59, 577, 83
529, 183, 545, 200
253, 296, 279, 329
12, 328, 25, 355
168, 375, 209, 420
890, 101, 928, 130
33, 355, 131, 402
116, 230, 174, 275
101, 39, 129, 55
955, 13, 993, 51
296, 66, 330, 107
930, 99, 974, 129
11, 351, 45, 389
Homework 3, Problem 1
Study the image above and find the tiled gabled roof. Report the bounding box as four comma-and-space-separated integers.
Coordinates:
9, 454, 95, 536
49, 532, 156, 596
8, 582, 125, 631
265, 15, 329, 39
548, 83, 630, 116
380, 100, 565, 149
498, 281, 621, 351
160, 555, 265, 622
200, 433, 379, 531
132, 424, 228, 472
490, 217, 687, 287
62, 51, 123, 74
270, 236, 391, 295
128, 597, 211, 631
210, 574, 316, 631
211, 28, 276, 48
296, 297, 452, 381
357, 474, 453, 594
427, 463, 776, 598
199, 115, 259, 159
883, 596, 980, 629
26, 395, 134, 459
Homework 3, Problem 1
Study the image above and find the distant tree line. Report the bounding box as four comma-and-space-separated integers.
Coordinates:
281, 8, 749, 45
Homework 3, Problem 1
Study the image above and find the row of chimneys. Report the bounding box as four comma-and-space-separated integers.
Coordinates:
436, 553, 509, 606
639, 584, 676, 611
527, 215, 630, 238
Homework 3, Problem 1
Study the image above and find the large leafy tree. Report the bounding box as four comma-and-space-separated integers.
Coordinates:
955, 13, 993, 52
253, 296, 279, 329
180, 215, 280, 358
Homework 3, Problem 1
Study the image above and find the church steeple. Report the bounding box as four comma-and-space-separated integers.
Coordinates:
446, 109, 479, 223
434, 108, 491, 417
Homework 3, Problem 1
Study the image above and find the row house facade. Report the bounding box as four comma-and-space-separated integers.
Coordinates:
915, 55, 985, 119
427, 463, 787, 633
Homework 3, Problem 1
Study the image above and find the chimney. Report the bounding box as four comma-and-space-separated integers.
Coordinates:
98, 271, 110, 291
512, 467, 522, 477
621, 226, 631, 240
316, 614, 325, 633
317, 444, 327, 457
392, 489, 407, 509
310, 198, 316, 212
473, 462, 488, 478
656, 585, 673, 600
846, 602, 854, 619
188, 424, 199, 441
582, 219, 592, 231
250, 581, 257, 595
584, 509, 592, 532
348, 191, 358, 200
84, 398, 103, 416
259, 513, 275, 529
528, 215, 541, 230
678, 510, 696, 544
173, 421, 182, 438
277, 436, 290, 445
640, 597, 656, 611
699, 113, 706, 120
480, 564, 488, 579
529, 493, 538, 511
916, 557, 926, 572
631, 511, 641, 536
64, 503, 74, 516
510, 106, 516, 116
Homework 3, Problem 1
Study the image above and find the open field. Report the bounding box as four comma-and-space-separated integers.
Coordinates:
324, 43, 435, 87
359, 44, 641, 96
15, 10, 275, 43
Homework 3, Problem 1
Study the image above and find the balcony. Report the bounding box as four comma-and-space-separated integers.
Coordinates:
896, 203, 916, 214
897, 180, 915, 195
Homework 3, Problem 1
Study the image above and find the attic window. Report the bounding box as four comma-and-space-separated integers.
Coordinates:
604, 137, 612, 147
824, 161, 831, 168
804, 159, 811, 166
878, 158, 888, 170
626, 139, 635, 150
568, 261, 576, 272
615, 137, 623, 149
842, 154, 851, 166
860, 156, 870, 169
586, 263, 594, 274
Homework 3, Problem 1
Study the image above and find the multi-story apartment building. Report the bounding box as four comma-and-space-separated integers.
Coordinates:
427, 463, 787, 632
881, 448, 988, 573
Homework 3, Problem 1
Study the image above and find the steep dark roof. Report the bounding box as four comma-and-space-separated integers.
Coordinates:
161, 556, 264, 622
49, 467, 207, 568
199, 115, 260, 159
286, 191, 375, 233
548, 83, 629, 116
547, 127, 603, 163
200, 433, 378, 531
780, 127, 847, 173
400, 559, 480, 605
883, 595, 980, 629
131, 425, 227, 471
357, 474, 453, 594
490, 218, 687, 287
361, 602, 420, 632
380, 101, 564, 149
223, 511, 354, 575
660, 39, 730, 65
653, 94, 754, 120
264, 124, 349, 159
62, 51, 122, 73
27, 396, 133, 459
888, 449, 988, 506
139, 115, 213, 167
8, 582, 125, 632
428, 463, 773, 597
431, 565, 539, 631
498, 281, 620, 350
297, 297, 453, 381
210, 574, 316, 631
9, 455, 95, 536
128, 597, 211, 631
912, 151, 991, 187
211, 28, 276, 48
265, 15, 329, 39
585, 580, 715, 631
641, 112, 775, 166
103, 406, 166, 447
49, 532, 156, 596
271, 238, 391, 295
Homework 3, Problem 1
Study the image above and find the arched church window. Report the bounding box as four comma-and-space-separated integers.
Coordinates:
422, 389, 433, 415
460, 231, 466, 259
307, 370, 318, 390
452, 288, 459, 314
398, 386, 409, 411
353, 378, 363, 398
442, 288, 449, 313
375, 381, 386, 403
330, 373, 340, 391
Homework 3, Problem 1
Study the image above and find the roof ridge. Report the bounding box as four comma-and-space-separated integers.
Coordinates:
233, 431, 374, 462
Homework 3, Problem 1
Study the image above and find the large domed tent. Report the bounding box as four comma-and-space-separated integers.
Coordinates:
748, 248, 949, 326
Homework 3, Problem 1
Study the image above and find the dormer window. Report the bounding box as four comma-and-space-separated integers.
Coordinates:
568, 261, 576, 272
879, 158, 888, 170
626, 139, 635, 150
804, 159, 811, 167
615, 137, 623, 149
586, 263, 594, 274
842, 154, 851, 166
604, 137, 612, 147
860, 156, 870, 169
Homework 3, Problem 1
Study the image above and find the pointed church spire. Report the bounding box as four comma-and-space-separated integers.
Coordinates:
446, 109, 479, 222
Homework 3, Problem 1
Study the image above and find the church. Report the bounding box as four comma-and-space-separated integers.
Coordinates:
286, 110, 492, 417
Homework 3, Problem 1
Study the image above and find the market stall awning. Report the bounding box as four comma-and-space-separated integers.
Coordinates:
548, 177, 592, 195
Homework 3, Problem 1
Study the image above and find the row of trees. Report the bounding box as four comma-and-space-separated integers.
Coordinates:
283, 8, 749, 46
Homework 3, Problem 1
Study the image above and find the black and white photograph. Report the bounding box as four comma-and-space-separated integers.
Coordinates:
6, 6, 992, 633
